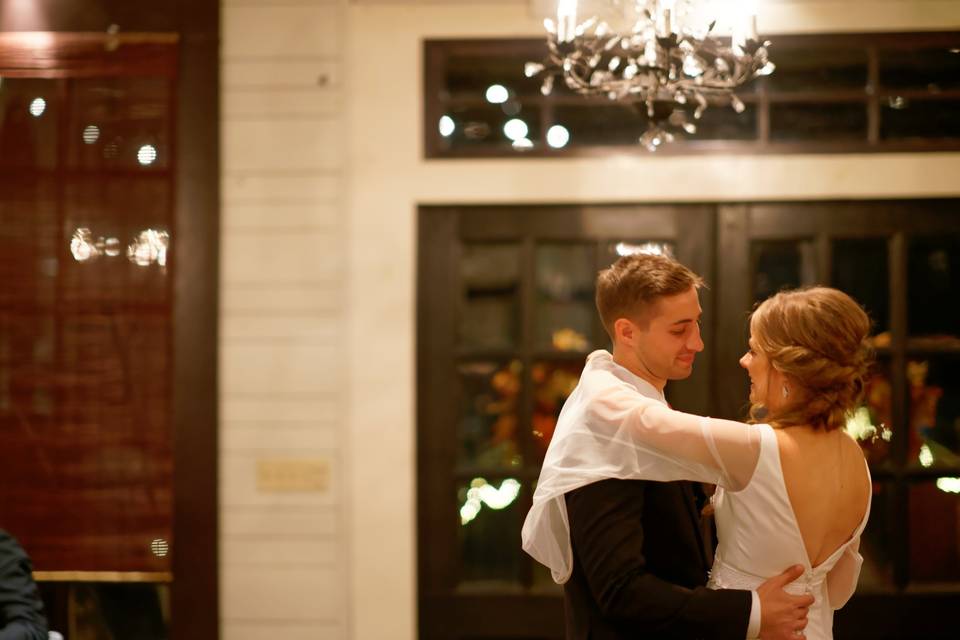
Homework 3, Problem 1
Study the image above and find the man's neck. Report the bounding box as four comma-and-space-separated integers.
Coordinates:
611, 345, 666, 393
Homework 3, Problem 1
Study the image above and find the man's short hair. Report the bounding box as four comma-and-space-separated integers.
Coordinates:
595, 252, 704, 340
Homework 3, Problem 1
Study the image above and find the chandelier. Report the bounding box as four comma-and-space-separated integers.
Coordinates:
526, 0, 775, 150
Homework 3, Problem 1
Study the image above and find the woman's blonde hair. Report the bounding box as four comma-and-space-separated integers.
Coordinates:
748, 287, 873, 431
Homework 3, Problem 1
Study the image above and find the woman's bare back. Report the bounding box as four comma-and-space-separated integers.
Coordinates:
776, 427, 871, 567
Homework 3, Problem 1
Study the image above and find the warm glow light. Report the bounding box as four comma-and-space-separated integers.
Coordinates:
616, 242, 673, 257
485, 84, 509, 104
7, 32, 55, 49
460, 478, 521, 525
127, 229, 170, 267
845, 407, 878, 442
82, 125, 100, 144
151, 538, 170, 557
104, 237, 120, 257
557, 0, 578, 43
29, 97, 45, 117
937, 477, 960, 494
438, 115, 455, 137
503, 118, 529, 141
547, 124, 570, 149
512, 137, 534, 150
552, 328, 588, 352
103, 139, 120, 159
919, 443, 934, 468
70, 228, 98, 262
137, 144, 158, 165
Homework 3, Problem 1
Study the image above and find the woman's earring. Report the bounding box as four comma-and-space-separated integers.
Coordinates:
782, 384, 790, 399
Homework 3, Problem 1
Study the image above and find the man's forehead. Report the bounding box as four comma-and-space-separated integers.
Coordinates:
650, 290, 701, 322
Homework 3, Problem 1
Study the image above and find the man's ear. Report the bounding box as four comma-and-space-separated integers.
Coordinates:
613, 317, 635, 346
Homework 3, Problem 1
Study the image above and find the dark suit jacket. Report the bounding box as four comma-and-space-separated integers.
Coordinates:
563, 479, 751, 640
0, 530, 48, 640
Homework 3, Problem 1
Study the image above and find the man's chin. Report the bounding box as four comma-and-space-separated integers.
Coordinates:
669, 363, 695, 380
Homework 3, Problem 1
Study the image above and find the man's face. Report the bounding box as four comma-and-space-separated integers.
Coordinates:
630, 286, 704, 383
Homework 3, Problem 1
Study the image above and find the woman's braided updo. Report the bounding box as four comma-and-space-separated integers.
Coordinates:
748, 287, 874, 431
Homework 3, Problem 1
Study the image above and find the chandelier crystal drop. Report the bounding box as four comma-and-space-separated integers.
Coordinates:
528, 0, 775, 150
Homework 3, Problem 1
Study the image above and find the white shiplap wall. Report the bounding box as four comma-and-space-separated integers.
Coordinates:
220, 1, 347, 638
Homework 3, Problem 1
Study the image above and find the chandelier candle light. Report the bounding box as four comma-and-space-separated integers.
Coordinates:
527, 0, 775, 150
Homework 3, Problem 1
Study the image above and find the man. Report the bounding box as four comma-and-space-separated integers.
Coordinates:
522, 253, 812, 640
0, 529, 48, 640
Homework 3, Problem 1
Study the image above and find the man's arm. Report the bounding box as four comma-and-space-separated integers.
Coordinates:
0, 531, 49, 640
565, 479, 751, 640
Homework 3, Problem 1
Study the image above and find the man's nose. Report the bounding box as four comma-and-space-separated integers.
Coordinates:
688, 325, 704, 352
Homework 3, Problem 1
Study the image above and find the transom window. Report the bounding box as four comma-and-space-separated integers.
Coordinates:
424, 33, 960, 157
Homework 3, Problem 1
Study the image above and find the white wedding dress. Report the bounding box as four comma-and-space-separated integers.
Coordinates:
522, 350, 871, 640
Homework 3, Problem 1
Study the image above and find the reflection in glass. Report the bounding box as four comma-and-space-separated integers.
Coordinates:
444, 54, 544, 98
908, 236, 960, 340
0, 79, 58, 169
599, 241, 676, 269
832, 238, 889, 335
857, 482, 895, 591
150, 538, 169, 558
438, 115, 455, 137
29, 97, 47, 117
760, 46, 868, 92
770, 102, 868, 142
37, 583, 170, 639
137, 144, 158, 166
459, 477, 521, 525
438, 104, 542, 150
909, 482, 960, 582
458, 479, 523, 584
881, 100, 960, 140
846, 358, 893, 465
485, 84, 509, 104
127, 229, 169, 267
459, 244, 520, 350
551, 104, 645, 146
457, 361, 522, 469
879, 48, 960, 92
535, 244, 594, 352
752, 240, 817, 304
686, 101, 757, 141
907, 358, 960, 468
67, 77, 171, 170
546, 124, 570, 149
503, 118, 529, 142
71, 228, 99, 262
532, 360, 585, 461
82, 125, 100, 145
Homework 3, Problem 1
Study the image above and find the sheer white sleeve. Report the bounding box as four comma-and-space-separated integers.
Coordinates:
826, 536, 863, 609
522, 351, 763, 584
586, 379, 763, 491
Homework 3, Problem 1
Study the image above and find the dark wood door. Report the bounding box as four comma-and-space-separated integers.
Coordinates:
715, 201, 960, 639
419, 201, 960, 639
418, 204, 715, 639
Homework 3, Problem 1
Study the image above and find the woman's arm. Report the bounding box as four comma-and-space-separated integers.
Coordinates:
587, 380, 763, 491
826, 537, 863, 610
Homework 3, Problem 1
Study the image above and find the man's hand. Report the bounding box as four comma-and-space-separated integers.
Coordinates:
757, 565, 815, 640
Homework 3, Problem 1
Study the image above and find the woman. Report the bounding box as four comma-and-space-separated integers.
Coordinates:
523, 287, 873, 640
